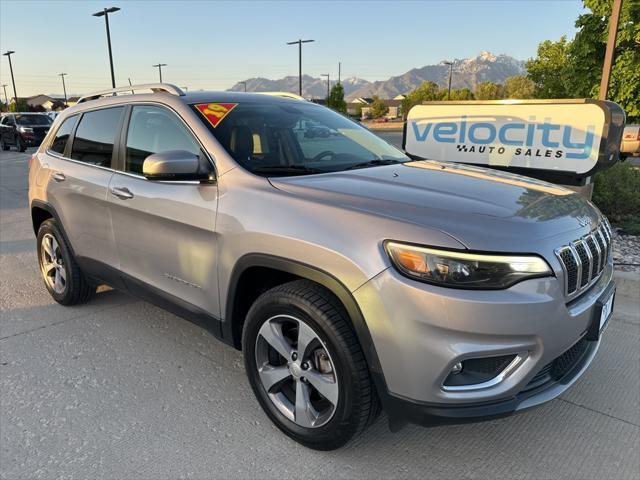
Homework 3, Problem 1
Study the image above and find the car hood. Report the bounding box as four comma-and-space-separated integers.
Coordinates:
269, 160, 602, 251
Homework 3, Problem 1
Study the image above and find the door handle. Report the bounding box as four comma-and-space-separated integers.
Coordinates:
52, 172, 66, 182
110, 186, 134, 200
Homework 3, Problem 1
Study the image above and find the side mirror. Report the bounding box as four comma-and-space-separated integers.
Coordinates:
142, 150, 213, 182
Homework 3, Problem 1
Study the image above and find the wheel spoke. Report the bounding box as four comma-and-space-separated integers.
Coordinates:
258, 321, 293, 360
294, 380, 316, 428
58, 266, 66, 281
43, 262, 56, 275
54, 270, 64, 292
43, 236, 55, 259
296, 321, 317, 360
304, 369, 339, 406
258, 364, 291, 391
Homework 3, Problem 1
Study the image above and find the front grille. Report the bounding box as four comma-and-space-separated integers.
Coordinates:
551, 337, 588, 379
555, 219, 612, 298
524, 337, 589, 392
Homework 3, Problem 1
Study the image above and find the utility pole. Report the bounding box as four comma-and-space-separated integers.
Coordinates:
3, 51, 17, 108
443, 61, 453, 100
239, 81, 247, 92
59, 73, 68, 106
338, 62, 341, 84
599, 0, 623, 100
92, 7, 120, 88
321, 74, 330, 100
152, 63, 167, 83
286, 39, 314, 96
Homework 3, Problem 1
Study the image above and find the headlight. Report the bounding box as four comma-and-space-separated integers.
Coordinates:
18, 126, 33, 133
385, 241, 552, 289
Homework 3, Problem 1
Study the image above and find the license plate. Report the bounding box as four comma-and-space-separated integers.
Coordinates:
599, 291, 614, 331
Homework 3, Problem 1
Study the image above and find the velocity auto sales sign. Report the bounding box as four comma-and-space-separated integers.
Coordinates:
403, 100, 625, 179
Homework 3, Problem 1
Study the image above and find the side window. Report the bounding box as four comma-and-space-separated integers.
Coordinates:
70, 107, 124, 167
49, 115, 78, 155
125, 105, 199, 174
6, 116, 15, 126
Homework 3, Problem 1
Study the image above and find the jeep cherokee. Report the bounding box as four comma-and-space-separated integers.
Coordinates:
28, 84, 616, 450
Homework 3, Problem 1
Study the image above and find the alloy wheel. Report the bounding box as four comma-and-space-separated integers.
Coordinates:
40, 233, 66, 294
255, 314, 339, 428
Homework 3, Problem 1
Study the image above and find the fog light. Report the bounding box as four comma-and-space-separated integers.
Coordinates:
450, 362, 463, 375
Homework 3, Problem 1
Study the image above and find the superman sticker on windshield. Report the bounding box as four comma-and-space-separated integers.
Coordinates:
195, 103, 238, 128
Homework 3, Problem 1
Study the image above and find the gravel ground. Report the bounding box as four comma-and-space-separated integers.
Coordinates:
612, 229, 640, 272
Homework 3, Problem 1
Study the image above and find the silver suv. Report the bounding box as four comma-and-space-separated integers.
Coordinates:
29, 84, 615, 450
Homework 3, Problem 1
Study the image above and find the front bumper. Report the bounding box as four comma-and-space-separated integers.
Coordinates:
354, 259, 614, 423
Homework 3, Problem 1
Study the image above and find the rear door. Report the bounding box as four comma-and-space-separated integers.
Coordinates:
107, 104, 219, 317
44, 107, 124, 272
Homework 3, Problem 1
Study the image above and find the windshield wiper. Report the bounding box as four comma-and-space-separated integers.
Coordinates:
345, 159, 404, 170
252, 165, 324, 176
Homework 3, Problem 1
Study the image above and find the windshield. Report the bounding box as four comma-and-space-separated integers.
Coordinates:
15, 114, 52, 126
193, 100, 408, 175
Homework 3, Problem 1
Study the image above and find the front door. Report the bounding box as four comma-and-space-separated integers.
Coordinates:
107, 104, 219, 317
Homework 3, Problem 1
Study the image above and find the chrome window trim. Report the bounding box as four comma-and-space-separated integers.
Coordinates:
441, 352, 529, 392
44, 150, 116, 174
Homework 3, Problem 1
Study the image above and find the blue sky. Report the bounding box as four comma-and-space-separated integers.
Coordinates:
1, 0, 585, 98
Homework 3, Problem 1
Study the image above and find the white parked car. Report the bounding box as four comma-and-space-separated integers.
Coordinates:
621, 125, 640, 157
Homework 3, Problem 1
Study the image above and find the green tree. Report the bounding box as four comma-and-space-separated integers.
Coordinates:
565, 0, 640, 121
525, 1, 639, 121
525, 36, 572, 98
326, 82, 347, 114
369, 95, 389, 118
9, 99, 29, 112
449, 88, 475, 101
401, 81, 439, 116
504, 75, 535, 99
475, 81, 504, 100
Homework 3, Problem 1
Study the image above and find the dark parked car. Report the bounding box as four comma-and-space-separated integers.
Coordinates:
0, 113, 52, 152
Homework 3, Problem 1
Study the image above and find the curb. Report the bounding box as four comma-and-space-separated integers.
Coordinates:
614, 270, 640, 298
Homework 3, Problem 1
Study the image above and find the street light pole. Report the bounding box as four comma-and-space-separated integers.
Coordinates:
286, 39, 314, 96
59, 73, 68, 107
443, 61, 453, 100
92, 7, 120, 88
338, 62, 341, 84
3, 51, 18, 108
152, 63, 167, 83
321, 74, 330, 100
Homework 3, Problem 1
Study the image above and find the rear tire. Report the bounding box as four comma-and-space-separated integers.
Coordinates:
242, 280, 379, 450
0, 138, 8, 151
37, 219, 95, 305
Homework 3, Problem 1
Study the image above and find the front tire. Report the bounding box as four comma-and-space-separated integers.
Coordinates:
16, 136, 26, 152
242, 280, 379, 450
37, 219, 95, 305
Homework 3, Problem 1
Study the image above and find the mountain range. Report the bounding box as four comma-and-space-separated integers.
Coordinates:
228, 51, 526, 101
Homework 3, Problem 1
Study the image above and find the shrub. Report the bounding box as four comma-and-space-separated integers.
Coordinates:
592, 161, 640, 226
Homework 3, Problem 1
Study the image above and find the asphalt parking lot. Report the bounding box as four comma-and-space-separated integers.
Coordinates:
1, 148, 639, 479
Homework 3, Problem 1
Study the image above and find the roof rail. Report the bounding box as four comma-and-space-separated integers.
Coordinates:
77, 83, 185, 104
257, 91, 305, 101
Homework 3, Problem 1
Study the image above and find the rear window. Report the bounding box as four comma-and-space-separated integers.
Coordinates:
192, 100, 407, 176
71, 107, 124, 168
49, 115, 78, 155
